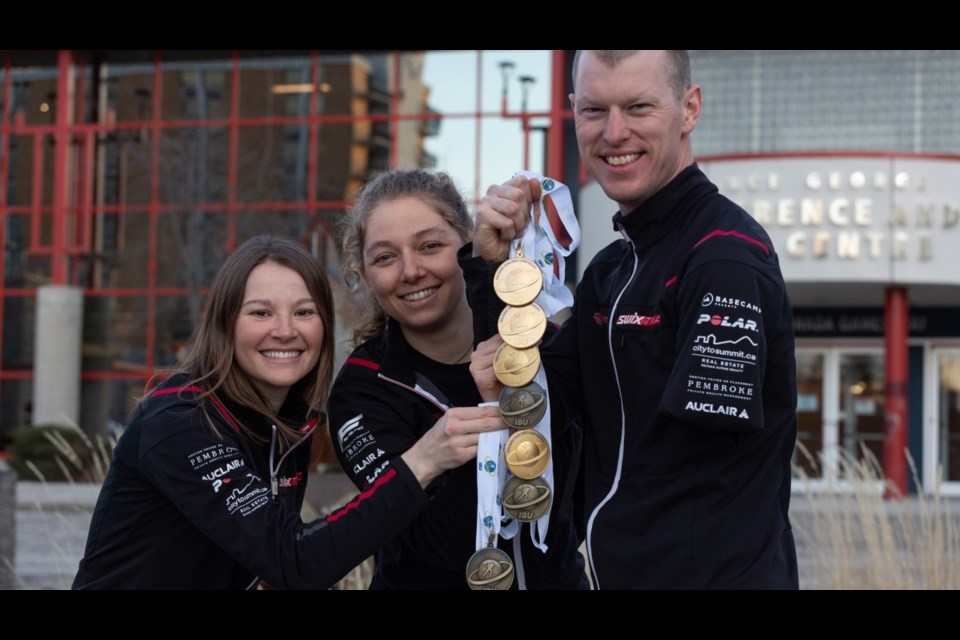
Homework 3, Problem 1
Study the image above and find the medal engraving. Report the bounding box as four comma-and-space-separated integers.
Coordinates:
493, 343, 541, 388
502, 476, 552, 522
498, 382, 547, 429
498, 303, 547, 349
504, 430, 550, 480
494, 258, 543, 307
466, 547, 514, 590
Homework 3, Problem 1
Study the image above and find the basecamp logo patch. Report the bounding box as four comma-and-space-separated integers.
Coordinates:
700, 292, 762, 314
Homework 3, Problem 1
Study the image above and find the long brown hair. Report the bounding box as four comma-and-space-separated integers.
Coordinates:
165, 234, 335, 450
338, 169, 472, 345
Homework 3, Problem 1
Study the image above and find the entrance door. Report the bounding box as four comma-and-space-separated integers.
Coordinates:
795, 347, 885, 487
928, 349, 960, 496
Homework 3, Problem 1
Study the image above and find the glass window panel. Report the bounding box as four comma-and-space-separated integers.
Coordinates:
2, 296, 35, 369
79, 378, 140, 440
99, 132, 153, 207
0, 379, 33, 433
4, 213, 35, 286
795, 351, 824, 478
5, 58, 59, 126
938, 353, 960, 483
478, 117, 545, 194
239, 54, 313, 119
480, 50, 551, 114
692, 50, 960, 156
311, 122, 387, 203
234, 210, 311, 246
153, 294, 197, 369
839, 353, 885, 474
101, 63, 156, 123
155, 211, 226, 289
110, 211, 149, 288
158, 127, 228, 205
425, 118, 478, 203
422, 51, 479, 115
105, 295, 148, 373
236, 124, 312, 203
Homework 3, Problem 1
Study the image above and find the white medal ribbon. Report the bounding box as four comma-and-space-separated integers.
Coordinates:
474, 172, 580, 574
476, 402, 518, 553
513, 170, 581, 317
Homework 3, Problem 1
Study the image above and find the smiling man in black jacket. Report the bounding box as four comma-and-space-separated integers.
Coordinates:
464, 50, 799, 589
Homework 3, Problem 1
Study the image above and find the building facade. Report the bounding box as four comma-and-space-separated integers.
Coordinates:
2, 50, 958, 495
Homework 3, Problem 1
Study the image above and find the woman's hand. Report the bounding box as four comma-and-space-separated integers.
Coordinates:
401, 405, 507, 488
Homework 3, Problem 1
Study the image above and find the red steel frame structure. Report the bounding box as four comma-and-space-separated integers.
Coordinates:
0, 50, 574, 429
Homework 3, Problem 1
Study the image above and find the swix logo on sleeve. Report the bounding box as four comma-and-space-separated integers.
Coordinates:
278, 472, 303, 488
697, 314, 758, 332
615, 313, 660, 327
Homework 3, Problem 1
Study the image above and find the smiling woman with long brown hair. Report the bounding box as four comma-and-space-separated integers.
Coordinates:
72, 234, 506, 589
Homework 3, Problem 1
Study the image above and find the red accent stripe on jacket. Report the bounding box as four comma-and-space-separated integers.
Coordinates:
325, 467, 398, 523
694, 229, 770, 256
151, 385, 240, 432
346, 357, 381, 371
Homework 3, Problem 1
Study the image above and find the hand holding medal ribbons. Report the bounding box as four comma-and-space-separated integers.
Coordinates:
468, 172, 580, 590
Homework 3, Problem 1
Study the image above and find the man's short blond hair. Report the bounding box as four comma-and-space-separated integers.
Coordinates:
571, 50, 691, 101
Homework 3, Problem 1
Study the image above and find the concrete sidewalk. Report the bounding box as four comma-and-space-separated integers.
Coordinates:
6, 474, 356, 590
5, 477, 959, 589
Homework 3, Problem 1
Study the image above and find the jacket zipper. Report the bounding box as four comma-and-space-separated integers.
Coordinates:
584, 230, 639, 590
269, 420, 317, 499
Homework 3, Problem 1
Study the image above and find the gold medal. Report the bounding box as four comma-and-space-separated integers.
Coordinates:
493, 257, 543, 307
502, 476, 552, 522
504, 429, 550, 480
465, 546, 514, 590
497, 303, 547, 350
493, 343, 541, 388
498, 381, 547, 429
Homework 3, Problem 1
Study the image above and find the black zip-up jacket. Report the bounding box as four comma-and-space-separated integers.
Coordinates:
72, 374, 429, 589
328, 319, 588, 589
462, 164, 799, 589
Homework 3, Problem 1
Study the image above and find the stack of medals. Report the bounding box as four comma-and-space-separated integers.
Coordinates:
465, 244, 551, 590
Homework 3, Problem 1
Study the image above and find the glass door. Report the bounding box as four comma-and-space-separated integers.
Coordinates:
795, 347, 885, 488
838, 352, 886, 474
928, 349, 960, 496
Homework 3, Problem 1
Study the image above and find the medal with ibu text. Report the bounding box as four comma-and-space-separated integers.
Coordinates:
466, 546, 515, 590
493, 343, 541, 388
494, 257, 543, 307
502, 475, 552, 522
504, 429, 550, 480
497, 302, 547, 349
498, 381, 547, 429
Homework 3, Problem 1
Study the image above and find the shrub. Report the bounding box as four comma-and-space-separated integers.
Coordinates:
793, 442, 960, 589
7, 424, 113, 483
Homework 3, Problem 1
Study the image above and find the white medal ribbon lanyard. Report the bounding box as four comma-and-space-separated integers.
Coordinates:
474, 171, 581, 562
476, 404, 516, 546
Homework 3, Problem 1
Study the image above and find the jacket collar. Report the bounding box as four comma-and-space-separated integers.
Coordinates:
611, 163, 717, 252
374, 317, 420, 387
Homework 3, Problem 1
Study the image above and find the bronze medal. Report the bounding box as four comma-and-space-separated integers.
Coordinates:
465, 546, 514, 590
502, 475, 552, 522
493, 343, 541, 388
498, 381, 547, 429
497, 302, 547, 349
493, 257, 543, 307
504, 429, 550, 480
